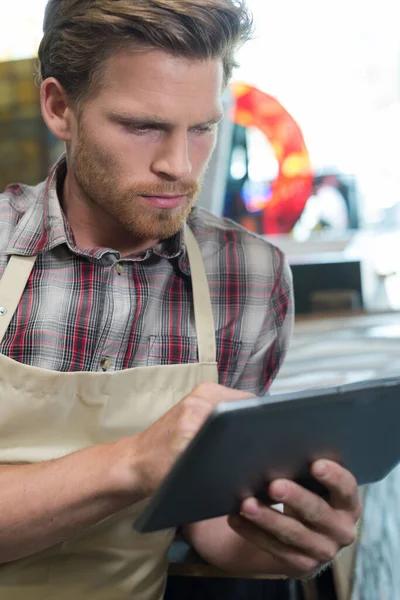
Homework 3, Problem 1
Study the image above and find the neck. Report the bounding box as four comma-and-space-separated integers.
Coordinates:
61, 173, 159, 257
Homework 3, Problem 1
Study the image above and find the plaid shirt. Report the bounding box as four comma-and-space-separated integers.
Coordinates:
0, 156, 293, 395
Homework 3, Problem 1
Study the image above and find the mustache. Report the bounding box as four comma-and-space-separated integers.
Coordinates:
128, 181, 200, 197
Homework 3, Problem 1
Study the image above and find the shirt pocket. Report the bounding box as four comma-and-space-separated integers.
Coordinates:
147, 334, 242, 384
147, 335, 198, 366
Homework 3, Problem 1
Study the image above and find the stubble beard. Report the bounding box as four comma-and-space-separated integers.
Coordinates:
73, 134, 203, 243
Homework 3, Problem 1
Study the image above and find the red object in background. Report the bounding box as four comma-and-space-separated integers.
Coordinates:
231, 82, 313, 234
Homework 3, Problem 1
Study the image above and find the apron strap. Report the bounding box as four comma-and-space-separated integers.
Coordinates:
0, 255, 37, 344
184, 227, 217, 365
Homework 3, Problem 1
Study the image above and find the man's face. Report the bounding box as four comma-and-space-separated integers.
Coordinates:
69, 49, 224, 243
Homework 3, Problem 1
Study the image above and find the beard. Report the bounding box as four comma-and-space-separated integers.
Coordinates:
71, 131, 202, 243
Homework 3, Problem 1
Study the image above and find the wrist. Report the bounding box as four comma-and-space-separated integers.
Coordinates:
107, 437, 147, 504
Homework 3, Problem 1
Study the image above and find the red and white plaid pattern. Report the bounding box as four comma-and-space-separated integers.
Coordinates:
0, 156, 293, 395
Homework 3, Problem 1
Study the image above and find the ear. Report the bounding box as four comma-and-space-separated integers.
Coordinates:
41, 78, 75, 142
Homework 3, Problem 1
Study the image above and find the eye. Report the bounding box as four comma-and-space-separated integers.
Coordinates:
123, 123, 158, 135
191, 125, 216, 135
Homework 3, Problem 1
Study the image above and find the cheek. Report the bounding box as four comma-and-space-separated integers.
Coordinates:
100, 128, 154, 175
189, 135, 217, 173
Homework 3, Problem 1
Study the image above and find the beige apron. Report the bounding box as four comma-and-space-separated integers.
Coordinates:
0, 227, 219, 600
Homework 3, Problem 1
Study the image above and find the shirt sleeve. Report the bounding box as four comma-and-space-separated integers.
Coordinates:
234, 250, 294, 396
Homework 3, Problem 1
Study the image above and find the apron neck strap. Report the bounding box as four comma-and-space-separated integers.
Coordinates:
0, 255, 37, 344
184, 226, 217, 365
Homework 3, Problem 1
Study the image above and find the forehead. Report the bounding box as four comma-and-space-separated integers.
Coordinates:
95, 49, 224, 121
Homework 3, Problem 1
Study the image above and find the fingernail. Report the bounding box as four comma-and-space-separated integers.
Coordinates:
271, 482, 288, 501
242, 499, 261, 519
314, 461, 328, 478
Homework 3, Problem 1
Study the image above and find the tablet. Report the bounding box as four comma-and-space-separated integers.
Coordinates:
134, 376, 400, 533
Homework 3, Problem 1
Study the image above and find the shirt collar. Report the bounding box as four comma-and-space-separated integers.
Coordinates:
6, 154, 190, 274
5, 157, 70, 257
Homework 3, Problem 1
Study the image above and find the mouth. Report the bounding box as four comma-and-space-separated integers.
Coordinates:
140, 195, 187, 209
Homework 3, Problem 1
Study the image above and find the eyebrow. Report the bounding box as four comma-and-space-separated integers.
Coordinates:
107, 110, 224, 130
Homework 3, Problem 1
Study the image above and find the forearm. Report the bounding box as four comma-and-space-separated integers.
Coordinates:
0, 439, 139, 564
184, 517, 288, 577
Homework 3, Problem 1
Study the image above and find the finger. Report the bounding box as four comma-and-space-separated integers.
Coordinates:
190, 382, 254, 406
236, 498, 339, 564
228, 513, 324, 577
268, 478, 357, 547
311, 460, 361, 516
269, 478, 331, 526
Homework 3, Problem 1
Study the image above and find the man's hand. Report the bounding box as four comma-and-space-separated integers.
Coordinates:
0, 382, 251, 565
227, 460, 362, 579
128, 382, 253, 498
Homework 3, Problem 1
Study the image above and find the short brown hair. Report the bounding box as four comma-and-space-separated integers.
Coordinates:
38, 0, 253, 107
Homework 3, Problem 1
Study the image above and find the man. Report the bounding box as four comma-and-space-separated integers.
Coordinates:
0, 1, 360, 599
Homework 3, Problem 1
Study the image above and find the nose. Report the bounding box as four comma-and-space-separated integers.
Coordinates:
151, 132, 192, 181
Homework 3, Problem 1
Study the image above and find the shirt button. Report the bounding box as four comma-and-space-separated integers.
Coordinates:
100, 357, 112, 372
115, 263, 125, 275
